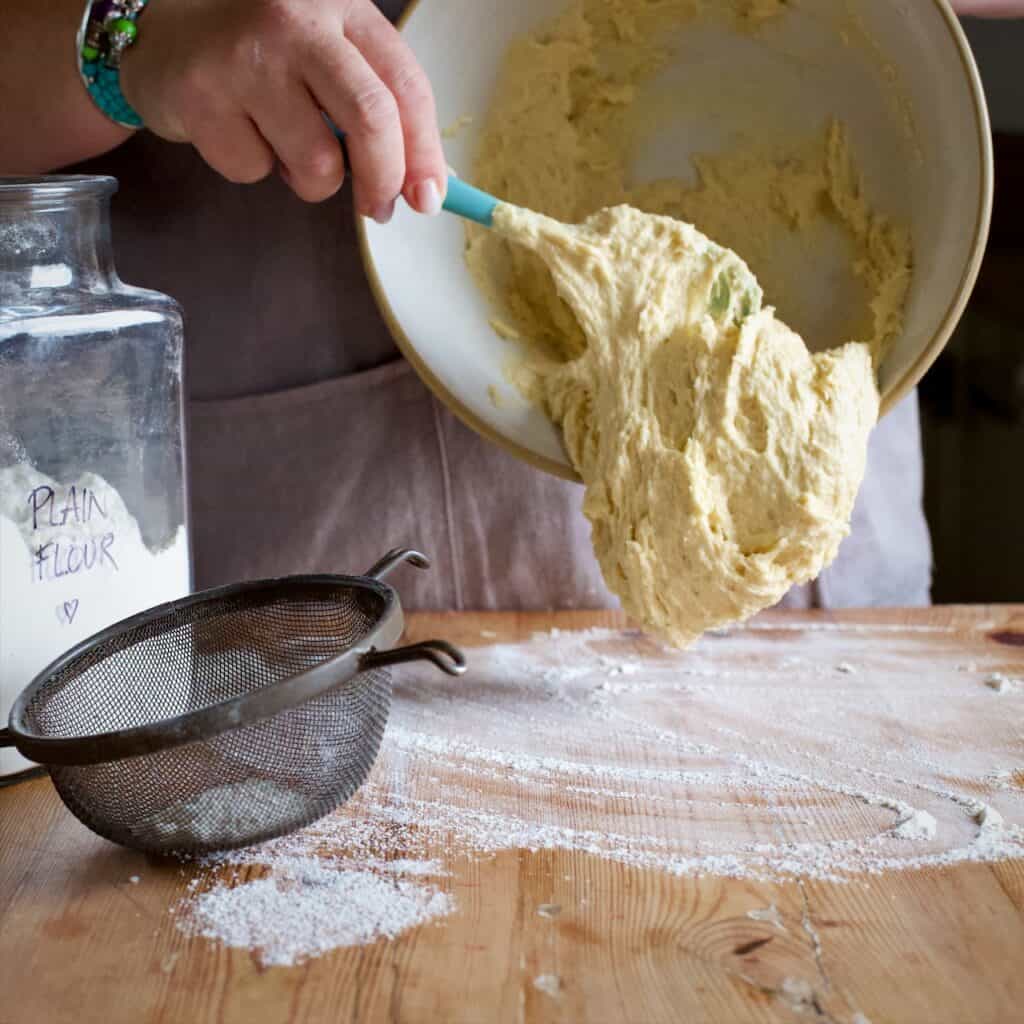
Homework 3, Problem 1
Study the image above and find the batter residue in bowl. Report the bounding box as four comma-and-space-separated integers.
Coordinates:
466, 0, 912, 363
465, 0, 912, 646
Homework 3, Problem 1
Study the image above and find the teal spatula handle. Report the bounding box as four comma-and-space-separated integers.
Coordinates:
440, 176, 498, 227
328, 119, 499, 227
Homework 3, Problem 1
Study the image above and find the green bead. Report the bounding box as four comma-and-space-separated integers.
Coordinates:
81, 44, 100, 60
110, 18, 137, 39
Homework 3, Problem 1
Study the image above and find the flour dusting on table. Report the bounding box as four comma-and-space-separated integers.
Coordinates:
178, 622, 1023, 964
180, 854, 452, 967
986, 673, 1022, 694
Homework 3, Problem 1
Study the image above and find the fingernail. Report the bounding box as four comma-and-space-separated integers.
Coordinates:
412, 178, 443, 216
371, 198, 396, 225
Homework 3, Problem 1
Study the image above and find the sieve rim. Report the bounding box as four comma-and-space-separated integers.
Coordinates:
7, 573, 403, 767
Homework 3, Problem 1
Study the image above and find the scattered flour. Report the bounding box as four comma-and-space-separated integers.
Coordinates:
892, 810, 938, 841
972, 803, 1004, 829
985, 673, 1022, 694
779, 977, 817, 1013
747, 904, 787, 932
367, 857, 449, 877
175, 623, 1024, 965
533, 974, 562, 997
183, 854, 453, 967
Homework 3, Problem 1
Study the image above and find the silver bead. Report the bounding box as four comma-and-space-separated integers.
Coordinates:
85, 21, 104, 49
105, 34, 130, 67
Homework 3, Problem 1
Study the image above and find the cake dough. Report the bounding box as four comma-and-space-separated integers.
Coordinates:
493, 203, 878, 647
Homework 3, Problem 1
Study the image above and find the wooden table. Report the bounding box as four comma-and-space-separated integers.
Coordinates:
1, 607, 1022, 1024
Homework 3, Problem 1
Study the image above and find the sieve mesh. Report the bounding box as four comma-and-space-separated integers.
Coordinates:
18, 580, 392, 854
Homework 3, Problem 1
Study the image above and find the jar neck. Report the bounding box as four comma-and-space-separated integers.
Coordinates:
0, 179, 120, 301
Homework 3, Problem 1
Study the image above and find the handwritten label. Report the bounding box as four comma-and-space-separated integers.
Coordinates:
33, 533, 118, 580
29, 485, 108, 530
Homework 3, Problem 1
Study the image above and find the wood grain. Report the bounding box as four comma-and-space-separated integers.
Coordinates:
1, 607, 1022, 1024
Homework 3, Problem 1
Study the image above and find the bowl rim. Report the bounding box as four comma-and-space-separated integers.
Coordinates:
357, 0, 994, 483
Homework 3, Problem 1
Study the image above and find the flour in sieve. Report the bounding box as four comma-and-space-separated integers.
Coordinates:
139, 779, 310, 847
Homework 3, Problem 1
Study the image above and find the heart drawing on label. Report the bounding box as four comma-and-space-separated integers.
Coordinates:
62, 599, 79, 625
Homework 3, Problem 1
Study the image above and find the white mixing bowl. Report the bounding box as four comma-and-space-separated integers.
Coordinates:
360, 0, 992, 480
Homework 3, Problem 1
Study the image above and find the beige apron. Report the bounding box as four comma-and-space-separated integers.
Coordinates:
69, 0, 932, 611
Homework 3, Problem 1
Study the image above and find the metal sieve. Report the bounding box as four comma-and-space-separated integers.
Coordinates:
0, 548, 465, 855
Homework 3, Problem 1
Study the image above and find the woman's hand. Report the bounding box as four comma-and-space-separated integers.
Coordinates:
952, 1, 1024, 15
120, 0, 447, 220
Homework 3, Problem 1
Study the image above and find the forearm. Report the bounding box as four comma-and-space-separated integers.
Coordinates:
1, 0, 131, 174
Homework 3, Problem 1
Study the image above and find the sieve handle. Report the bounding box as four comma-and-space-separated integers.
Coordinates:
365, 548, 431, 581
0, 727, 12, 748
361, 640, 467, 676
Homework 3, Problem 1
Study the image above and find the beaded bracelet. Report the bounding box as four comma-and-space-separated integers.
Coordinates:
77, 0, 148, 129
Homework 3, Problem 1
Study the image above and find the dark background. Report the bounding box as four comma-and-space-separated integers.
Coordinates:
920, 18, 1024, 603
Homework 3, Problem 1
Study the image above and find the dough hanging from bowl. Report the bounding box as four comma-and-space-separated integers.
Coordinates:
492, 203, 878, 648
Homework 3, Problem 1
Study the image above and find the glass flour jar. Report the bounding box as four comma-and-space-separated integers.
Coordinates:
0, 176, 191, 781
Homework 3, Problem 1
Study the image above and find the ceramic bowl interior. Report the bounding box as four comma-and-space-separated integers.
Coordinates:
360, 0, 992, 479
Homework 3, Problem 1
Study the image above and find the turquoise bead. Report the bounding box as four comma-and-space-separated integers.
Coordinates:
88, 65, 143, 128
